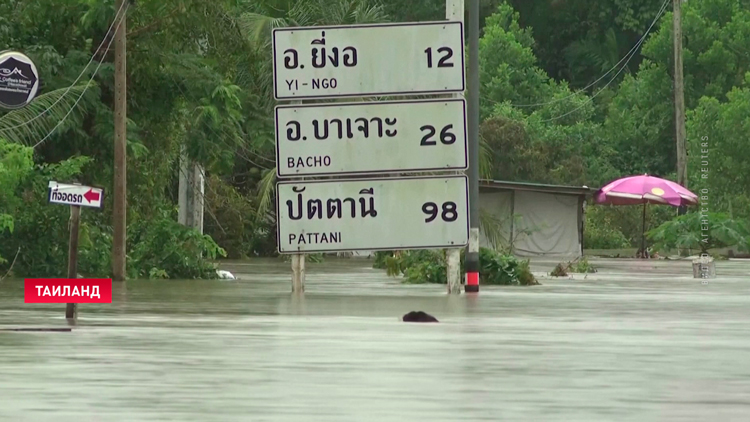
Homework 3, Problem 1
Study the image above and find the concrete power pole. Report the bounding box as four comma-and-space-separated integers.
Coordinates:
673, 0, 687, 190
464, 0, 480, 293
112, 0, 128, 281
178, 147, 205, 234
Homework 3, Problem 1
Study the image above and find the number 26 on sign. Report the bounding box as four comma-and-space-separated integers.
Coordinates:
420, 124, 455, 146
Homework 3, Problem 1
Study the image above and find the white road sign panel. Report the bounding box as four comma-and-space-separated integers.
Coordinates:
275, 98, 468, 177
48, 181, 104, 209
272, 21, 465, 100
276, 175, 469, 253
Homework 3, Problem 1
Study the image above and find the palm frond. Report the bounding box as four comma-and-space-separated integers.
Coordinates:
479, 209, 509, 251
0, 83, 99, 147
479, 136, 494, 179
237, 12, 287, 48
350, 2, 389, 23
255, 167, 277, 221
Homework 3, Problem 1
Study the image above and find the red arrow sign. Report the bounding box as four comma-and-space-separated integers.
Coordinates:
84, 189, 100, 203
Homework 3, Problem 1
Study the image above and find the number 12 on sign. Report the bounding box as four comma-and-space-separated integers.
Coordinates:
424, 47, 454, 68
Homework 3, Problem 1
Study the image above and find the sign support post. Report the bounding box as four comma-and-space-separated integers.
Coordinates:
66, 204, 81, 319
47, 180, 105, 318
445, 0, 464, 295
290, 100, 305, 293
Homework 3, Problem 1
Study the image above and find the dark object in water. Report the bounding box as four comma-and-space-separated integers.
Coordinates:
0, 328, 72, 332
402, 311, 439, 323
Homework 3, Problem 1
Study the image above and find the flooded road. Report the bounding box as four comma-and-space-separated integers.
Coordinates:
2, 258, 750, 421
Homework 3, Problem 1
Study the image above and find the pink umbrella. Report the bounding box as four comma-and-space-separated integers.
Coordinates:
594, 174, 699, 257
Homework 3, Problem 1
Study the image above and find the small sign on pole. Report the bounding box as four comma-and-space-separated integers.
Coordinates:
47, 181, 105, 319
48, 182, 104, 209
0, 50, 40, 110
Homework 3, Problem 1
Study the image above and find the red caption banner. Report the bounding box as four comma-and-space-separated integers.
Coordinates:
24, 279, 112, 303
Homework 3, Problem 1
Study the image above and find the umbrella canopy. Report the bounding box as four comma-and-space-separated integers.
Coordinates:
595, 174, 698, 207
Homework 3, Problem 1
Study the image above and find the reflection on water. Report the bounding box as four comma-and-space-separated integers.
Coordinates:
1, 258, 750, 421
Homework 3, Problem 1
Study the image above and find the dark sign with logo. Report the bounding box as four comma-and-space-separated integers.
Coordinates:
0, 51, 39, 110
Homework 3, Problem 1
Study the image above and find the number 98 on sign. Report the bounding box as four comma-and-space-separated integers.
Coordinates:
276, 175, 469, 253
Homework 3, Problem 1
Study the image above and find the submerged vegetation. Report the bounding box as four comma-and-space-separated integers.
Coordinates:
375, 248, 539, 286
1, 0, 748, 278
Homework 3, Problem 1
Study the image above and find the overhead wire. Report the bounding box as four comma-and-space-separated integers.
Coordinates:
31, 4, 129, 149
531, 0, 671, 123
507, 0, 672, 109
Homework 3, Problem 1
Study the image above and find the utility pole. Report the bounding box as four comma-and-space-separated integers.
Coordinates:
673, 0, 687, 216
112, 0, 128, 281
178, 147, 205, 234
465, 0, 480, 293
445, 0, 464, 295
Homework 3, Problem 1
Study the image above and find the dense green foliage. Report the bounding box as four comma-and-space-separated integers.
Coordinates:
1, 0, 748, 278
375, 248, 538, 286
647, 212, 750, 254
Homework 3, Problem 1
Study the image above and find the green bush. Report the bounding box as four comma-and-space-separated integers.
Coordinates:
551, 256, 597, 276
570, 257, 597, 273
127, 216, 227, 279
585, 204, 675, 249
0, 139, 231, 280
377, 248, 538, 286
0, 139, 99, 277
584, 205, 632, 249
647, 212, 750, 254
372, 251, 391, 269
203, 174, 277, 258
401, 250, 447, 284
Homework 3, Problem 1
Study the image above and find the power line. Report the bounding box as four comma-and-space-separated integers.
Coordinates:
0, 1, 128, 133
531, 0, 670, 123
509, 0, 671, 108
31, 5, 129, 149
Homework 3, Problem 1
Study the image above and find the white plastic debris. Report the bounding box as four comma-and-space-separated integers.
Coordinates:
216, 270, 236, 280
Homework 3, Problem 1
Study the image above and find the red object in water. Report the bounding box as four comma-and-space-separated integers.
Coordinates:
465, 272, 479, 293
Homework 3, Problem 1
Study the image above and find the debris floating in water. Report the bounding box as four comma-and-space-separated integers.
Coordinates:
216, 270, 236, 280
402, 311, 439, 323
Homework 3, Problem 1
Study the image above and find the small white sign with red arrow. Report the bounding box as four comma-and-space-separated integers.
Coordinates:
48, 181, 104, 209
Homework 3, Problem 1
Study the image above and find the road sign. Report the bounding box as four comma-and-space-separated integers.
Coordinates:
48, 182, 104, 209
275, 98, 467, 177
272, 21, 465, 100
276, 175, 469, 253
0, 51, 39, 110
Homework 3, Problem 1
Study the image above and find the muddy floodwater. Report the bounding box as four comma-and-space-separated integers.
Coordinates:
2, 258, 750, 421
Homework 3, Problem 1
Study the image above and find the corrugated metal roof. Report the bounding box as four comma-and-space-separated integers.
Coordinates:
479, 179, 596, 196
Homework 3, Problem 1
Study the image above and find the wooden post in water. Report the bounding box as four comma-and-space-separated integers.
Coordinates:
292, 253, 305, 293
66, 204, 81, 319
